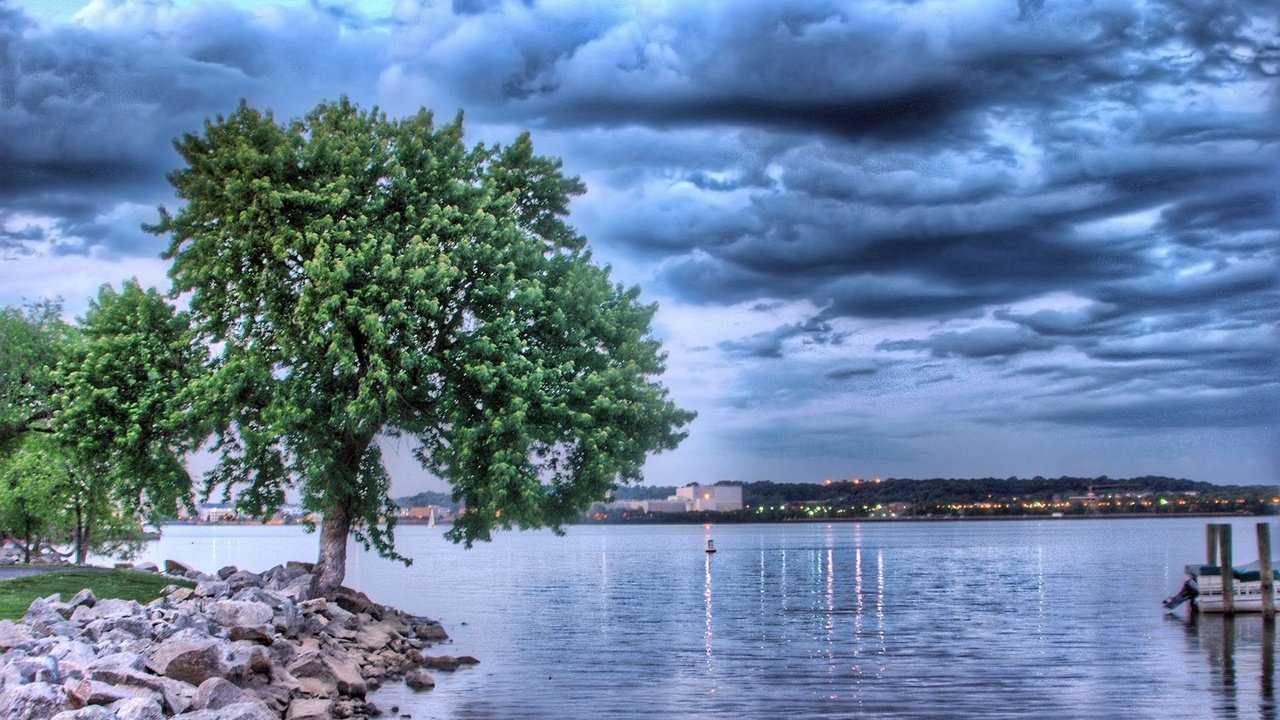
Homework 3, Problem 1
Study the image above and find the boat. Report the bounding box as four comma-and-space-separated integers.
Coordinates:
1184, 561, 1280, 613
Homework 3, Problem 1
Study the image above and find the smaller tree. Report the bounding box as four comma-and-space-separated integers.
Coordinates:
0, 300, 72, 451
0, 435, 65, 563
53, 280, 206, 543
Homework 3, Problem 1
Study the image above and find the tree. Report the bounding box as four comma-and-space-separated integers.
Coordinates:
0, 435, 65, 563
52, 279, 205, 560
151, 98, 694, 597
0, 300, 72, 451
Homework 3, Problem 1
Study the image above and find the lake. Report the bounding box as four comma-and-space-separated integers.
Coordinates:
132, 517, 1279, 719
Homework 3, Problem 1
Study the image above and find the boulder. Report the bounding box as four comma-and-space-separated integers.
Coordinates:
50, 706, 117, 720
134, 562, 159, 573
212, 600, 275, 629
113, 696, 165, 720
0, 620, 37, 651
353, 621, 397, 652
164, 559, 195, 576
404, 669, 435, 691
413, 622, 449, 642
229, 625, 275, 644
193, 580, 231, 599
91, 599, 145, 619
285, 697, 333, 720
0, 681, 67, 720
143, 631, 224, 687
286, 651, 366, 698
193, 676, 250, 710
170, 701, 276, 720
24, 597, 68, 627
91, 663, 196, 714
66, 590, 96, 612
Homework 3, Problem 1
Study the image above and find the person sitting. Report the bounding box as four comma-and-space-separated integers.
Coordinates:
1163, 573, 1199, 610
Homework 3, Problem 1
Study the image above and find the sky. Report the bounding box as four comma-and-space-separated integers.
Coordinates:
1, 0, 1277, 493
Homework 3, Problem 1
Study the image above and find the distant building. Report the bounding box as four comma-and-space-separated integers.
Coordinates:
644, 499, 691, 513
672, 484, 744, 512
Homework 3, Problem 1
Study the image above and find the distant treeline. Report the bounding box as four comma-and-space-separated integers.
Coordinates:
595, 476, 1278, 523
614, 476, 1263, 505
397, 476, 1279, 522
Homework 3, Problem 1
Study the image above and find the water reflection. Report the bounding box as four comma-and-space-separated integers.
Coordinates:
704, 550, 713, 671
1181, 614, 1278, 719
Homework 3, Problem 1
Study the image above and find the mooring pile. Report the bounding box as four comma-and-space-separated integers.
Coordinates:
0, 560, 475, 719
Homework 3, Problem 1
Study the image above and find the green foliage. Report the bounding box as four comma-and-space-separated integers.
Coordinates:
0, 569, 195, 620
0, 435, 67, 562
0, 281, 200, 565
151, 97, 693, 579
0, 300, 73, 452
54, 279, 206, 522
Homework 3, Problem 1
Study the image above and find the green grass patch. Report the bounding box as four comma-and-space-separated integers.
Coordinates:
0, 569, 196, 620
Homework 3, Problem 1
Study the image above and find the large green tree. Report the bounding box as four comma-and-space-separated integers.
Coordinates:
152, 98, 694, 597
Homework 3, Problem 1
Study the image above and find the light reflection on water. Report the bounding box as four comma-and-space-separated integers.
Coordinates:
134, 518, 1279, 719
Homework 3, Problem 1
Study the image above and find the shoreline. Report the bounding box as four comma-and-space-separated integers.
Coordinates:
0, 559, 471, 719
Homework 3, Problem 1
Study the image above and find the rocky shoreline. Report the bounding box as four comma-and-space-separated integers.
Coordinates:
0, 560, 475, 719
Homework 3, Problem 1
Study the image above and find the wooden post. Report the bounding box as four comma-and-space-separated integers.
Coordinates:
1258, 522, 1275, 617
1208, 523, 1220, 565
1220, 523, 1235, 615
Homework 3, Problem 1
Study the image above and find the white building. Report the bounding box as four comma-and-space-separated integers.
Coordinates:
673, 484, 744, 512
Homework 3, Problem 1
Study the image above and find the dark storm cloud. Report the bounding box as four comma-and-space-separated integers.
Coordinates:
719, 317, 847, 359
5, 0, 1278, 481
877, 326, 1056, 360
0, 3, 385, 258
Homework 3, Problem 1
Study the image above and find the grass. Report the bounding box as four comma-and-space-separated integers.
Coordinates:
0, 568, 196, 620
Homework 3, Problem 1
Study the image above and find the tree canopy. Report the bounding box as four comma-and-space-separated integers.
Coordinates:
152, 98, 694, 596
0, 283, 200, 563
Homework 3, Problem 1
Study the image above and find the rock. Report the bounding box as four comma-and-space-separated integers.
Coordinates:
412, 622, 449, 642
193, 676, 250, 710
225, 570, 263, 592
404, 669, 435, 691
287, 651, 366, 698
164, 559, 196, 576
172, 701, 277, 720
285, 697, 333, 720
143, 631, 224, 687
0, 620, 37, 651
134, 562, 159, 573
218, 566, 239, 580
113, 696, 165, 720
50, 706, 117, 720
24, 596, 68, 626
213, 600, 275, 628
193, 580, 231, 599
333, 588, 382, 620
90, 664, 196, 714
0, 560, 461, 720
0, 681, 67, 720
229, 625, 275, 644
66, 589, 96, 612
354, 621, 397, 652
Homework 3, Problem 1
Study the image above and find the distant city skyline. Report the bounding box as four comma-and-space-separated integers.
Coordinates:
2, 0, 1277, 492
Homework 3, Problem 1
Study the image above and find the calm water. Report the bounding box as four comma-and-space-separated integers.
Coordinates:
132, 518, 1279, 719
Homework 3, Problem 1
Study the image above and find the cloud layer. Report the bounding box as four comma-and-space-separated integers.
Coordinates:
2, 0, 1277, 487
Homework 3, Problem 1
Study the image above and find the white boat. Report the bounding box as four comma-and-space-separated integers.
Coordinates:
1185, 561, 1280, 613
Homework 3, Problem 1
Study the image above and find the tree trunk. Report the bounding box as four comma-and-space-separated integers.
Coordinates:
74, 499, 86, 565
310, 500, 351, 598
